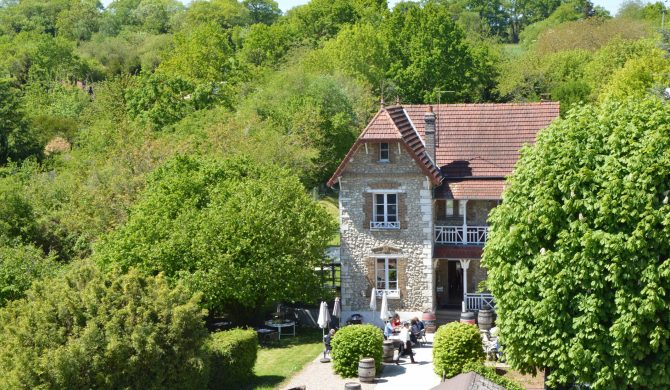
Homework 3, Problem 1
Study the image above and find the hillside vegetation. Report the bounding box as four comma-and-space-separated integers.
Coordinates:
0, 0, 669, 343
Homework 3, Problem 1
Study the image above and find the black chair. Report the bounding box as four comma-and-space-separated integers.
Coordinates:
346, 313, 363, 325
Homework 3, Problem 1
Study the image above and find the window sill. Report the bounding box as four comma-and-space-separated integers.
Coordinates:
376, 290, 400, 299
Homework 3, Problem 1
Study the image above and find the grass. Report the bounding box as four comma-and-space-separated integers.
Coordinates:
318, 195, 340, 246
502, 43, 525, 60
246, 328, 324, 390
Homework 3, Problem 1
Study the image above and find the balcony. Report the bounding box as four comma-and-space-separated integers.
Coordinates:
434, 225, 488, 245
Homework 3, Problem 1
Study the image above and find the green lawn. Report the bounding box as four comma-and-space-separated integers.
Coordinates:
318, 195, 340, 246
247, 329, 324, 389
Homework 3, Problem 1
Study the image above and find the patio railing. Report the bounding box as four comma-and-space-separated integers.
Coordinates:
434, 225, 488, 245
465, 293, 495, 311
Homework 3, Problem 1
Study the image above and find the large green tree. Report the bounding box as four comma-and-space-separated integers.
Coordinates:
384, 1, 499, 103
95, 156, 336, 323
483, 97, 670, 387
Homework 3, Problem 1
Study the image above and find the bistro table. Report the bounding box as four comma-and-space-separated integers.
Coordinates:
264, 320, 296, 340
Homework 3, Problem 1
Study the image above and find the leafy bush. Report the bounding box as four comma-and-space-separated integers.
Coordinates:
0, 243, 59, 306
331, 324, 383, 378
433, 322, 485, 378
0, 261, 210, 389
207, 329, 258, 389
462, 362, 524, 390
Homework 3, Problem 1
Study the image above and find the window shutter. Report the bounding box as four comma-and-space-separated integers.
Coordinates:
363, 192, 373, 229
398, 193, 408, 229
397, 258, 407, 300
365, 257, 376, 296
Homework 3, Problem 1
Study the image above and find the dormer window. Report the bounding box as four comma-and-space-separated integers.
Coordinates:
379, 143, 389, 162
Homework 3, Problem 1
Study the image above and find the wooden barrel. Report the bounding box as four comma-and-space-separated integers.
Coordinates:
422, 311, 437, 333
344, 383, 362, 390
460, 311, 476, 325
358, 358, 375, 383
477, 309, 494, 332
382, 340, 395, 362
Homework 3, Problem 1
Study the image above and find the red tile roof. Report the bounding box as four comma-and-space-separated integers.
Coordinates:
327, 102, 560, 195
327, 105, 442, 187
434, 245, 483, 259
403, 102, 559, 177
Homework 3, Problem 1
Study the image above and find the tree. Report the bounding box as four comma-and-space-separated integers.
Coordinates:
0, 261, 209, 389
0, 79, 41, 164
384, 1, 498, 103
95, 156, 337, 323
483, 97, 670, 387
243, 0, 282, 25
0, 243, 58, 307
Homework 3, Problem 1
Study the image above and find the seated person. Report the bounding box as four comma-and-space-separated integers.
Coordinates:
410, 319, 420, 344
413, 316, 425, 331
391, 313, 401, 328
383, 319, 394, 340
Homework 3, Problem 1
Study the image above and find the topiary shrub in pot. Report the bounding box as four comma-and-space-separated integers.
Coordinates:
433, 322, 485, 378
331, 324, 383, 377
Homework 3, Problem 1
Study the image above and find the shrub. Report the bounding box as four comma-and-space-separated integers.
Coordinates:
462, 362, 524, 390
331, 324, 383, 378
433, 322, 485, 378
0, 243, 59, 307
0, 261, 210, 389
207, 328, 258, 389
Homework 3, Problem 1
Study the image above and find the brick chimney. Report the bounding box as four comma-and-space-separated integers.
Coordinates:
424, 105, 436, 163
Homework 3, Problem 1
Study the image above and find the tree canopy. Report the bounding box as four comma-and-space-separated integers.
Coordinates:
483, 96, 670, 387
95, 156, 337, 322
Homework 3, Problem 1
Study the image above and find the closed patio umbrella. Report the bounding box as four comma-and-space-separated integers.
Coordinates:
317, 301, 331, 362
317, 301, 330, 335
370, 287, 377, 313
379, 291, 389, 323
332, 297, 341, 328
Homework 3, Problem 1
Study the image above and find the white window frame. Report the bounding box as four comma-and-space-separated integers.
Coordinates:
375, 257, 399, 298
371, 192, 399, 229
379, 142, 390, 162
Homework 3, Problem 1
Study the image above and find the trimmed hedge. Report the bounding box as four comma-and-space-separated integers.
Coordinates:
462, 362, 524, 390
331, 324, 383, 378
433, 322, 485, 378
207, 328, 258, 389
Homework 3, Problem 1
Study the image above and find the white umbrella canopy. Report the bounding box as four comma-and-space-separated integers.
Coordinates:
379, 291, 389, 322
369, 288, 377, 312
332, 297, 341, 327
317, 301, 330, 332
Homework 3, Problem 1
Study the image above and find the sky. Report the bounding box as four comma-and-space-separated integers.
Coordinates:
101, 0, 629, 15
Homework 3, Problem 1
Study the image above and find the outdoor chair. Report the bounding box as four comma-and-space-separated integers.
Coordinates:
419, 328, 428, 346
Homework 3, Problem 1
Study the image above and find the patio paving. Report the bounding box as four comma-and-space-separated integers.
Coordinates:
282, 333, 441, 390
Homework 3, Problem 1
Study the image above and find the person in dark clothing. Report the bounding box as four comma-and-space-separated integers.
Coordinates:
323, 329, 336, 358
410, 319, 421, 344
396, 322, 415, 364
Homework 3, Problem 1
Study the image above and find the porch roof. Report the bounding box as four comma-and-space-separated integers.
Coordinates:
434, 179, 506, 200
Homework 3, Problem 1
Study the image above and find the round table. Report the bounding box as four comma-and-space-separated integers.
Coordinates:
264, 320, 296, 340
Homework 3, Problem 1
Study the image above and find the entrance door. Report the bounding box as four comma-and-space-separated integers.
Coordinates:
446, 261, 463, 307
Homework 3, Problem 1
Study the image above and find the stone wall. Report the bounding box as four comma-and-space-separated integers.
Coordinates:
338, 141, 433, 312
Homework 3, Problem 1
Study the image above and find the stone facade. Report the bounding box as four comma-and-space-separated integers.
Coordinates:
338, 142, 433, 313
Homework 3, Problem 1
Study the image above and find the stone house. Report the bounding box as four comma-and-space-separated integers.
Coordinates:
327, 102, 559, 324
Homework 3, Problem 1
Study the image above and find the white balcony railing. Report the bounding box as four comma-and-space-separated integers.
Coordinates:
434, 225, 488, 245
370, 221, 400, 230
465, 293, 495, 311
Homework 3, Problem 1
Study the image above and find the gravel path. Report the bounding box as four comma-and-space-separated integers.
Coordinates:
282, 334, 441, 390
